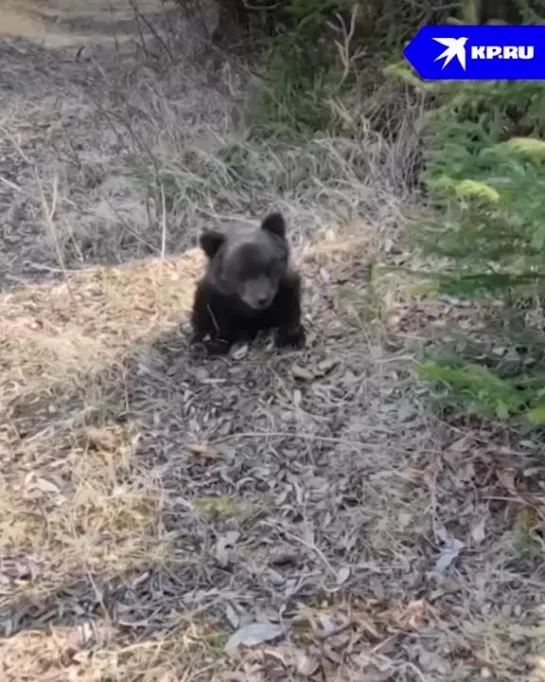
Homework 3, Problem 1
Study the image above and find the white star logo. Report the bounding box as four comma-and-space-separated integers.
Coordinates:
432, 37, 468, 70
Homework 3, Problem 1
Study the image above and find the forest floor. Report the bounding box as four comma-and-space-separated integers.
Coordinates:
1, 2, 545, 681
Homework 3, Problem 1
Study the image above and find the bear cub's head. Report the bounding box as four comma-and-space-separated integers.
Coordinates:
198, 212, 290, 312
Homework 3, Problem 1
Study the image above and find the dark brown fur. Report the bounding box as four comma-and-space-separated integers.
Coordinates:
191, 212, 306, 355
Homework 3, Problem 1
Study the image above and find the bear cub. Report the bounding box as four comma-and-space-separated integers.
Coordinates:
190, 211, 306, 355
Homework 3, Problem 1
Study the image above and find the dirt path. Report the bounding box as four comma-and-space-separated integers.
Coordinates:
2, 0, 171, 41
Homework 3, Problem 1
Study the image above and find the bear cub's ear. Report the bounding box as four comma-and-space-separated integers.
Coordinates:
199, 229, 226, 259
261, 212, 286, 239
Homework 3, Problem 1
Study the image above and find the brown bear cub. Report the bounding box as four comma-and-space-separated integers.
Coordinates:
190, 212, 306, 355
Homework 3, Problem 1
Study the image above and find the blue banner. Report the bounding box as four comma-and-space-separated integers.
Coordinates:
404, 25, 545, 81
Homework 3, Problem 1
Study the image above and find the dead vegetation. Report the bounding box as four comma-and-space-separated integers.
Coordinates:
2, 1, 545, 681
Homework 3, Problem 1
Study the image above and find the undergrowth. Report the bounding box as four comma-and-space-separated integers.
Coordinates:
244, 0, 545, 433
389, 17, 545, 427
245, 0, 435, 141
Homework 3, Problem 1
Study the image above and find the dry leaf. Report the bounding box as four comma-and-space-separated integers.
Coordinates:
34, 477, 60, 495
523, 467, 543, 478
231, 343, 249, 360
315, 358, 339, 377
319, 615, 337, 636
215, 543, 230, 568
471, 518, 486, 545
14, 560, 35, 580
186, 442, 216, 458
434, 528, 464, 573
224, 603, 240, 629
399, 599, 428, 629
224, 622, 285, 655
85, 426, 118, 451
292, 364, 314, 381
534, 604, 545, 619
498, 468, 517, 493
336, 566, 350, 585
215, 531, 240, 567
448, 437, 470, 453
68, 621, 95, 652
193, 367, 210, 382
296, 651, 319, 676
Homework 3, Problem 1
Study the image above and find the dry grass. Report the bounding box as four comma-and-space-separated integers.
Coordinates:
2, 2, 545, 681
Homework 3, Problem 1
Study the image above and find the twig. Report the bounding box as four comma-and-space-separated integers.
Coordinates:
35, 174, 67, 281
160, 183, 167, 259
328, 5, 365, 86
129, 0, 150, 59
131, 0, 175, 63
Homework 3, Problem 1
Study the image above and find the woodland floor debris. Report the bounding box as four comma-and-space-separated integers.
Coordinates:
1, 2, 545, 681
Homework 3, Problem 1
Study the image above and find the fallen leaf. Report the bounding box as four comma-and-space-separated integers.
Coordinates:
418, 649, 449, 674
498, 468, 517, 493
193, 367, 210, 382
458, 462, 476, 482
336, 566, 350, 585
1, 619, 13, 636
399, 599, 429, 629
523, 466, 542, 478
34, 477, 60, 495
533, 604, 545, 619
84, 427, 118, 451
224, 603, 240, 629
14, 561, 33, 580
448, 437, 470, 453
224, 530, 241, 545
231, 344, 249, 360
215, 531, 240, 567
315, 358, 339, 377
224, 622, 285, 655
434, 528, 464, 573
318, 615, 337, 636
292, 364, 314, 381
398, 399, 416, 422
68, 621, 95, 652
186, 442, 216, 458
296, 651, 319, 676
471, 518, 486, 545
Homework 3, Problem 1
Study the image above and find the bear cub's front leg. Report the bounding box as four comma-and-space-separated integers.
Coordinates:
190, 280, 237, 355
274, 271, 306, 349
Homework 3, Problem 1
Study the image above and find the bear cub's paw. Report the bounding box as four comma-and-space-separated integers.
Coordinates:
204, 339, 232, 355
274, 323, 306, 349
190, 333, 232, 356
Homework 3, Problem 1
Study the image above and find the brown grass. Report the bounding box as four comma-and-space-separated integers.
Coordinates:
2, 2, 545, 681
